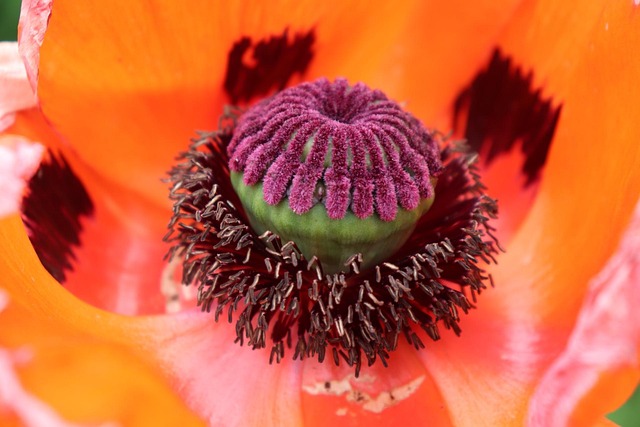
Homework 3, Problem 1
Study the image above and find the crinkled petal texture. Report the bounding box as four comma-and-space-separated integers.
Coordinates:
1, 0, 639, 426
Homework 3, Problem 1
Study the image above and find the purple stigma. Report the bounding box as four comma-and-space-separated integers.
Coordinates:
228, 78, 443, 221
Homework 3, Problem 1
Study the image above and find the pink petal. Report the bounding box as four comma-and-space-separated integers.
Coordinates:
17, 0, 52, 90
0, 42, 37, 130
0, 136, 44, 218
148, 313, 304, 427
528, 199, 640, 426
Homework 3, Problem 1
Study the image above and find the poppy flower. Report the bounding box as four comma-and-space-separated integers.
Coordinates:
2, 0, 640, 425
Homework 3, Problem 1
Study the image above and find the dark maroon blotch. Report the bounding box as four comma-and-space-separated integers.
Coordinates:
453, 48, 562, 185
21, 152, 94, 283
224, 28, 315, 104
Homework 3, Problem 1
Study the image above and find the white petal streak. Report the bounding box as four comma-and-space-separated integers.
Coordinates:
303, 373, 425, 414
528, 200, 640, 426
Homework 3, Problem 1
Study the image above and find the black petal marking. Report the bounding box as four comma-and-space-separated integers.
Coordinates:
166, 111, 499, 376
21, 151, 94, 283
224, 29, 315, 104
453, 48, 562, 185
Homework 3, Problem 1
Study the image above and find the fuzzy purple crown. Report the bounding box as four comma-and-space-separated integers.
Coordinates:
227, 78, 443, 221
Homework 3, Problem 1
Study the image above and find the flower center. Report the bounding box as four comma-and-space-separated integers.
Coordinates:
166, 78, 499, 376
227, 78, 442, 273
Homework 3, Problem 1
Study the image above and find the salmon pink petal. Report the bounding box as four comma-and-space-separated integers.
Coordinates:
141, 314, 305, 427
528, 200, 640, 426
0, 42, 37, 131
55, 169, 173, 315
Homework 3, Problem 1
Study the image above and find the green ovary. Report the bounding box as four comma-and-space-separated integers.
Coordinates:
231, 172, 435, 274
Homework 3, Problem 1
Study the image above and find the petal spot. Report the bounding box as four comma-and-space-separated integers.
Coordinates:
224, 28, 315, 104
453, 48, 562, 186
21, 151, 94, 283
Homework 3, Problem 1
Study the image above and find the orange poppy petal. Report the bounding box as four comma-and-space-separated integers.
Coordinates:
346, 0, 526, 128
415, 1, 640, 425
496, 0, 640, 340
0, 219, 204, 426
25, 0, 540, 208
22, 0, 423, 207
1, 209, 305, 426
528, 201, 640, 425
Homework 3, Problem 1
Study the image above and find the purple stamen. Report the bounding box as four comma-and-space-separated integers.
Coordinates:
324, 127, 350, 219
243, 115, 308, 184
262, 121, 320, 205
349, 127, 374, 219
228, 78, 443, 221
289, 123, 331, 214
